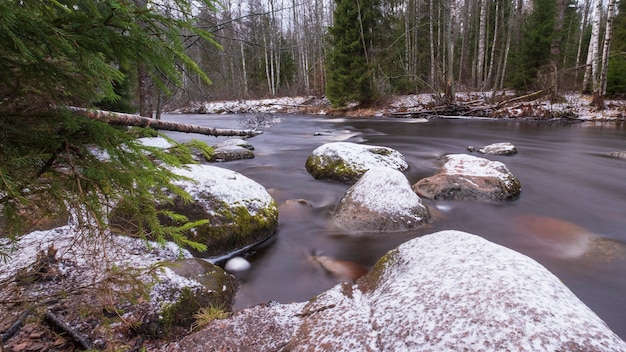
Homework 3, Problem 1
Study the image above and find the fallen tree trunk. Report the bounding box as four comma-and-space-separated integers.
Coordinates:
495, 90, 545, 108
68, 107, 262, 138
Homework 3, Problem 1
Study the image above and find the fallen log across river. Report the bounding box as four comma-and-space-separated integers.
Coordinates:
69, 107, 262, 138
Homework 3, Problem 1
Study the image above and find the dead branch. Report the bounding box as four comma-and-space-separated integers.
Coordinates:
496, 90, 545, 108
1, 311, 29, 345
68, 107, 262, 138
44, 310, 91, 350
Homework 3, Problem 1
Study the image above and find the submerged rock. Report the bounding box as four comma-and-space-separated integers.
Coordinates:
167, 230, 626, 352
215, 138, 255, 151
413, 153, 521, 201
308, 254, 367, 281
608, 151, 626, 160
208, 138, 255, 162
333, 167, 430, 233
305, 142, 408, 183
166, 165, 278, 259
210, 145, 254, 162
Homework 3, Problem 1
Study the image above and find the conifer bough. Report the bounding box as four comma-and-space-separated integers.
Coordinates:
68, 107, 262, 138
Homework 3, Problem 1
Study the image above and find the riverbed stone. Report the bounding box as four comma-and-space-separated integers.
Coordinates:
413, 153, 521, 201
207, 139, 255, 162
474, 142, 518, 155
165, 230, 626, 352
215, 138, 255, 151
333, 167, 430, 233
305, 142, 408, 183
165, 165, 278, 258
209, 145, 254, 162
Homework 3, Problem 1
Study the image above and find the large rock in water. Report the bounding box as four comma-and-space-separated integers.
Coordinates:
210, 138, 255, 162
333, 167, 430, 233
413, 153, 521, 201
167, 165, 278, 258
305, 142, 408, 183
165, 230, 626, 352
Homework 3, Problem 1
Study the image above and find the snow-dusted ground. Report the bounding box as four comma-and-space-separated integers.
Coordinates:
173, 93, 625, 121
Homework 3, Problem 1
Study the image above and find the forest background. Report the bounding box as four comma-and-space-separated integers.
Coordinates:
130, 0, 626, 113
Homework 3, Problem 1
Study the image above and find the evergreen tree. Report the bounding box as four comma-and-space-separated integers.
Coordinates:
326, 0, 381, 107
509, 0, 557, 91
607, 0, 626, 96
0, 0, 218, 258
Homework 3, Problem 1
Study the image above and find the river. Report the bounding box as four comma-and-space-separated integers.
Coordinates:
163, 113, 626, 340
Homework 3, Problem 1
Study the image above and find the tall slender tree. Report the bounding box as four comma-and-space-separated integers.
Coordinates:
606, 0, 626, 96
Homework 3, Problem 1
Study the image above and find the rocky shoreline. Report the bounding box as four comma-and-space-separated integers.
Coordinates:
174, 92, 626, 122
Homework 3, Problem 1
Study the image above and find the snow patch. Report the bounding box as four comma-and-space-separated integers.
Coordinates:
171, 164, 273, 215
312, 142, 408, 171
347, 167, 424, 217
442, 154, 514, 183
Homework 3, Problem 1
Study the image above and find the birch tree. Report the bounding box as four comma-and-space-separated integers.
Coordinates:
597, 0, 617, 105
582, 0, 603, 94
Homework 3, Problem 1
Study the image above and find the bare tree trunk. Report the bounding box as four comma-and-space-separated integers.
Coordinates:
69, 107, 262, 137
137, 64, 153, 118
458, 0, 471, 84
497, 10, 513, 91
575, 0, 592, 87
240, 41, 249, 97
429, 0, 437, 91
548, 0, 567, 101
597, 0, 617, 108
485, 1, 500, 90
476, 0, 487, 89
444, 0, 456, 103
582, 0, 602, 94
135, 0, 152, 118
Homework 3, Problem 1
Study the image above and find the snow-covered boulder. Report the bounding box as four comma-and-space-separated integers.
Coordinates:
165, 165, 278, 259
333, 167, 430, 233
167, 231, 626, 352
468, 142, 518, 155
413, 154, 521, 201
305, 142, 408, 183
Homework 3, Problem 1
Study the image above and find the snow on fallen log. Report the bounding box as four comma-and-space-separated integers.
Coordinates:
68, 107, 262, 138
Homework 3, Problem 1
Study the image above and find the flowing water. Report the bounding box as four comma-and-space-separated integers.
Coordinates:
163, 113, 626, 339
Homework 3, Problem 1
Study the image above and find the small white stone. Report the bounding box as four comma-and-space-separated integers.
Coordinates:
224, 256, 251, 272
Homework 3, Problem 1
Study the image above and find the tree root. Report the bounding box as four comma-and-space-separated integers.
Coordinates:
44, 310, 91, 350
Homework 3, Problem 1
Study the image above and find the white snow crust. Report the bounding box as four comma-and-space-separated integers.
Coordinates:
0, 224, 197, 307
171, 164, 273, 215
292, 230, 626, 351
137, 136, 174, 149
312, 142, 408, 171
442, 153, 514, 182
345, 167, 425, 217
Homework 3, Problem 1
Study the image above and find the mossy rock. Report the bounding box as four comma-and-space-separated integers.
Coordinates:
110, 165, 278, 259
305, 142, 408, 184
158, 258, 238, 332
168, 165, 278, 258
